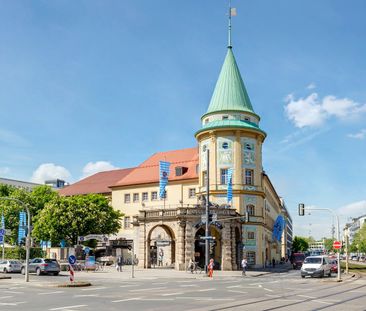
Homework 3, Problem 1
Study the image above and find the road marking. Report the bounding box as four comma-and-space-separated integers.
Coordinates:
119, 284, 139, 288
129, 286, 167, 292
74, 294, 99, 297
276, 299, 303, 302
222, 280, 241, 284
263, 288, 274, 292
139, 298, 174, 301
81, 287, 106, 291
226, 285, 241, 288
350, 290, 365, 293
9, 287, 25, 289
161, 292, 184, 296
0, 296, 14, 300
176, 280, 193, 283
3, 291, 24, 294
265, 294, 281, 298
38, 291, 64, 295
195, 298, 234, 301
49, 304, 88, 310
0, 302, 26, 306
297, 295, 316, 299
312, 300, 333, 305
112, 298, 141, 303
228, 290, 248, 294
198, 288, 216, 292
180, 284, 198, 287
152, 282, 168, 285
249, 283, 263, 286
177, 297, 213, 300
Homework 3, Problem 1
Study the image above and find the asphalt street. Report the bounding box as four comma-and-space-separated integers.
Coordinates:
0, 269, 365, 311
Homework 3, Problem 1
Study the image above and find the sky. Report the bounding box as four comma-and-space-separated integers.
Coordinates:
1, 0, 365, 240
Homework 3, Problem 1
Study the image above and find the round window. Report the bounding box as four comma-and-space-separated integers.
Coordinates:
222, 142, 229, 149
202, 145, 207, 152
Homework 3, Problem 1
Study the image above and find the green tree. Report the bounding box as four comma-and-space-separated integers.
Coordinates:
324, 238, 335, 253
32, 194, 123, 246
351, 223, 366, 253
292, 236, 309, 252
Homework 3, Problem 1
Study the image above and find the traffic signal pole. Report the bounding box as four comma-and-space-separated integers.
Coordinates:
205, 149, 210, 274
298, 204, 341, 282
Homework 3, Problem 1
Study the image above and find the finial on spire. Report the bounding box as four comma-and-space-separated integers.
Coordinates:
228, 0, 236, 48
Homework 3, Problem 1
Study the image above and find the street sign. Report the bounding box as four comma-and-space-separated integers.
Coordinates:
0, 236, 3, 244
201, 215, 207, 223
68, 255, 77, 265
84, 247, 90, 254
0, 228, 5, 236
333, 241, 342, 249
200, 236, 215, 240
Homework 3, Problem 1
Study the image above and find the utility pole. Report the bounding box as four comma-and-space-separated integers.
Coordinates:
205, 149, 210, 273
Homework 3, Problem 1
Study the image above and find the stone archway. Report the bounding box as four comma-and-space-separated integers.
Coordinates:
146, 224, 176, 268
194, 225, 222, 269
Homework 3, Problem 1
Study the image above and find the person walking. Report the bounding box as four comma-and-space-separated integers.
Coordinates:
241, 257, 248, 276
158, 249, 164, 267
117, 255, 123, 272
272, 257, 275, 268
208, 258, 214, 278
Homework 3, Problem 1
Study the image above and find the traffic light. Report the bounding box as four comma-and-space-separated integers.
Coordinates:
298, 203, 305, 216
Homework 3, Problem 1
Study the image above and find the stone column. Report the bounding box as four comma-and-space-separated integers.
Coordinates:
184, 222, 194, 269
138, 221, 146, 268
231, 226, 238, 270
176, 221, 186, 270
221, 222, 233, 270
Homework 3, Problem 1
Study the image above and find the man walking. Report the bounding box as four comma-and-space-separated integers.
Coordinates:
241, 257, 247, 276
117, 255, 123, 272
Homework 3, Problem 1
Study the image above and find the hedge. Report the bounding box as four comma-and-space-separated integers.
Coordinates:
2, 247, 44, 260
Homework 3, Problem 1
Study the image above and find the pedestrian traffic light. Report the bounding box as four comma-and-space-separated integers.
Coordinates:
298, 203, 305, 216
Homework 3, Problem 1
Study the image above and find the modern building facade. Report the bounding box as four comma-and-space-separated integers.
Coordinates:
0, 177, 41, 191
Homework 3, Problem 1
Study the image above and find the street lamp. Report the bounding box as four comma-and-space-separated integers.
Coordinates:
0, 197, 31, 282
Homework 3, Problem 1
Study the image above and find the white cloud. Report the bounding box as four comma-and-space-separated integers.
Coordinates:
81, 161, 118, 178
348, 129, 366, 140
31, 163, 71, 184
337, 200, 366, 217
284, 92, 366, 128
307, 83, 316, 90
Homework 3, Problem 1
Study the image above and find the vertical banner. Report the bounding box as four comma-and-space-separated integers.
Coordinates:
159, 161, 171, 199
272, 215, 285, 242
227, 168, 233, 203
18, 211, 27, 245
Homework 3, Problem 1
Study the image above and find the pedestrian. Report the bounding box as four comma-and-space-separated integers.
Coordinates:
208, 258, 214, 278
117, 255, 123, 272
241, 257, 248, 276
272, 258, 275, 268
158, 249, 164, 267
188, 258, 195, 273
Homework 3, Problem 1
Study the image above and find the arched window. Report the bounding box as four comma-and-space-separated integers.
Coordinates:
247, 204, 255, 216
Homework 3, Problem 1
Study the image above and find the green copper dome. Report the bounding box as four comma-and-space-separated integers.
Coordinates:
202, 48, 257, 119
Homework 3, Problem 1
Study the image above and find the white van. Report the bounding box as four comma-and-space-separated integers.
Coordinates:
300, 255, 332, 278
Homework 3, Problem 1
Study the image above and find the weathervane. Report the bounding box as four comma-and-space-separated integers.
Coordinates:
228, 0, 237, 48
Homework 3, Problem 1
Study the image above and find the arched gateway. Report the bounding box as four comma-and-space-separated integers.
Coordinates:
135, 206, 242, 271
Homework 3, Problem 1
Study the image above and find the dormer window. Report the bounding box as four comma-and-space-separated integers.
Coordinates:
175, 166, 188, 176
244, 117, 250, 121
222, 115, 229, 120
205, 118, 209, 124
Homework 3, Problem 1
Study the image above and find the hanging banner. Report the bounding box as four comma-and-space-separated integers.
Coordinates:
227, 168, 233, 203
18, 211, 27, 245
159, 161, 171, 199
272, 215, 285, 242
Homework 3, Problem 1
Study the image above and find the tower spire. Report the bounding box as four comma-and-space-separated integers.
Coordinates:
228, 0, 236, 48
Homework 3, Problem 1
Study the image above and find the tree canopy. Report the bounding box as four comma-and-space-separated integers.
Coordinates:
292, 236, 309, 252
350, 222, 366, 253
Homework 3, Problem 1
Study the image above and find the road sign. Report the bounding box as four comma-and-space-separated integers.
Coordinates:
200, 236, 215, 240
0, 236, 3, 244
201, 215, 207, 223
0, 228, 5, 236
84, 247, 90, 254
333, 241, 342, 249
68, 255, 77, 265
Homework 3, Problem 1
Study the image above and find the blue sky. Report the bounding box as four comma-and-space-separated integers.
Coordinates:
1, 1, 365, 239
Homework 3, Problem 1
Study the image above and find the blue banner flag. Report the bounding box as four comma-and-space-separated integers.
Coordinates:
272, 215, 285, 242
227, 168, 233, 203
18, 211, 27, 245
159, 161, 171, 199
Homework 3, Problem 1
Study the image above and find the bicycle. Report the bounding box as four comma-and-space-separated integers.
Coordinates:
186, 261, 203, 274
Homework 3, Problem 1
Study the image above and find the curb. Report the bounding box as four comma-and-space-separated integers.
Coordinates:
0, 276, 12, 280
56, 281, 92, 288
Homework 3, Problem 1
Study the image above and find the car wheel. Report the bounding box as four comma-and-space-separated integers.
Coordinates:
36, 268, 41, 276
328, 270, 331, 277
320, 270, 324, 278
301, 275, 305, 278
3, 268, 8, 274
21, 267, 25, 275
53, 272, 59, 276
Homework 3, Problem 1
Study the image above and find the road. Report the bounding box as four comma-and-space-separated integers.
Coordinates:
0, 269, 365, 311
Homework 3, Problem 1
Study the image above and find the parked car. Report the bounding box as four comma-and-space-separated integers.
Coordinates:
291, 253, 306, 269
329, 259, 338, 273
0, 260, 22, 273
351, 255, 359, 261
21, 258, 60, 276
301, 255, 332, 278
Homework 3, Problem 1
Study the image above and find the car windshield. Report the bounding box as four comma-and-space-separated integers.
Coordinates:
10, 261, 20, 264
44, 259, 57, 263
295, 254, 305, 260
304, 257, 322, 264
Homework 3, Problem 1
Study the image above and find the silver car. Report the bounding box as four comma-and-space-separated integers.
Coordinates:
0, 260, 22, 273
21, 258, 60, 276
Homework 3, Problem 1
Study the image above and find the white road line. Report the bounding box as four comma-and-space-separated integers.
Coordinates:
152, 282, 168, 285
276, 299, 303, 302
3, 291, 24, 294
49, 304, 88, 310
195, 298, 234, 301
198, 288, 216, 292
140, 298, 174, 301
228, 290, 248, 294
350, 290, 365, 293
81, 287, 106, 291
176, 297, 213, 300
263, 288, 274, 292
312, 300, 333, 305
249, 283, 263, 286
129, 286, 167, 292
265, 294, 281, 298
176, 280, 193, 283
0, 302, 26, 306
297, 295, 316, 299
161, 292, 184, 296
226, 285, 241, 288
112, 298, 141, 303
119, 284, 139, 288
222, 280, 241, 284
74, 294, 99, 297
9, 287, 25, 289
38, 291, 64, 295
180, 284, 198, 287
0, 296, 14, 300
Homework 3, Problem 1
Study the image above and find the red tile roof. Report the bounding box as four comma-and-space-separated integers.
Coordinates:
112, 147, 198, 187
58, 168, 134, 196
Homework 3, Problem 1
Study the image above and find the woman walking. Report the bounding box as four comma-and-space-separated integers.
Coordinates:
208, 258, 214, 278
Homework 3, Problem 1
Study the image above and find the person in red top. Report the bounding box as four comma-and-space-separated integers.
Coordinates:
208, 258, 214, 278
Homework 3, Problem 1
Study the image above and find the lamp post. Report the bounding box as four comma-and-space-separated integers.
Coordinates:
0, 197, 31, 282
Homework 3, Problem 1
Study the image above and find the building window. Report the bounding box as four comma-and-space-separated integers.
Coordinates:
245, 169, 254, 185
247, 251, 256, 265
188, 188, 196, 198
222, 115, 228, 120
222, 142, 229, 149
142, 192, 148, 201
151, 191, 158, 201
124, 194, 130, 203
247, 204, 255, 216
202, 171, 207, 187
244, 117, 250, 121
124, 216, 131, 229
205, 118, 209, 124
133, 193, 139, 202
247, 231, 255, 240
220, 168, 228, 185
